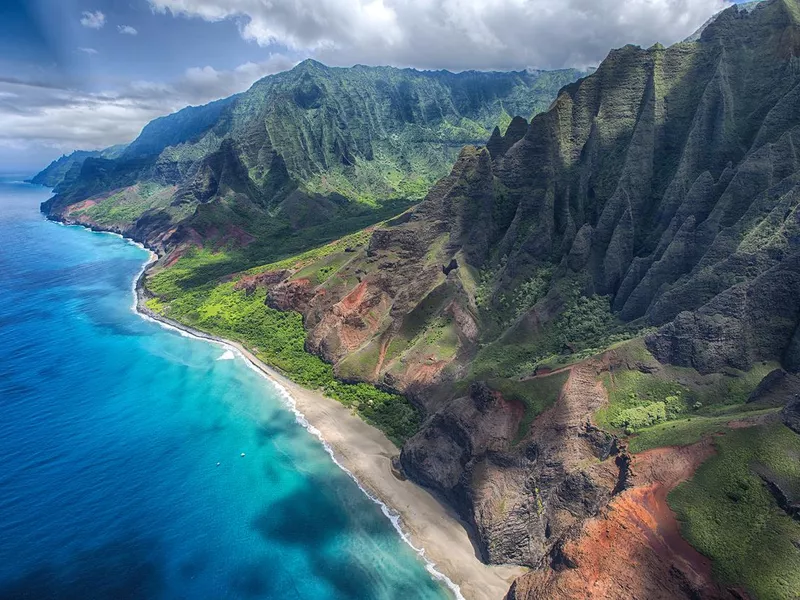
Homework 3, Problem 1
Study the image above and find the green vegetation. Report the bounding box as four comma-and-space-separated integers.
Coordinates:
146, 277, 420, 445
146, 202, 404, 294
471, 292, 630, 380
669, 424, 800, 599
477, 265, 554, 325
31, 144, 126, 188
594, 339, 779, 450
556, 295, 617, 350
628, 408, 780, 453
43, 62, 587, 257
487, 371, 570, 444
596, 368, 689, 433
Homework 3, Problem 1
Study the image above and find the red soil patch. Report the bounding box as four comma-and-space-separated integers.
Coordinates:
727, 411, 775, 429
340, 280, 369, 312
163, 241, 199, 268
373, 337, 391, 379
233, 269, 289, 292
66, 199, 98, 214
309, 281, 390, 358
403, 360, 449, 386
499, 391, 526, 423
511, 440, 740, 600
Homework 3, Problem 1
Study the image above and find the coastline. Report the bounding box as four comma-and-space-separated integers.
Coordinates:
118, 238, 525, 599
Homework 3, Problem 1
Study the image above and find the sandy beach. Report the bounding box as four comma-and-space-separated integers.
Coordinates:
133, 263, 525, 600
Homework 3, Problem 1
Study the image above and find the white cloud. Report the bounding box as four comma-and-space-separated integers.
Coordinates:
78, 47, 99, 55
0, 54, 296, 158
149, 0, 732, 70
80, 10, 106, 29
118, 25, 139, 35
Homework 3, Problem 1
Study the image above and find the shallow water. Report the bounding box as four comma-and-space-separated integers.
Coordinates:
0, 177, 452, 599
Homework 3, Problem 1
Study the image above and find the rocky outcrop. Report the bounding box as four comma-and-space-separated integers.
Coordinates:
486, 116, 529, 160
746, 368, 800, 406
401, 362, 624, 567
759, 471, 800, 520
505, 441, 735, 600
266, 279, 317, 313
784, 398, 800, 434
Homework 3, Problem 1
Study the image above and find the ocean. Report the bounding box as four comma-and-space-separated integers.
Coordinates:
0, 177, 452, 599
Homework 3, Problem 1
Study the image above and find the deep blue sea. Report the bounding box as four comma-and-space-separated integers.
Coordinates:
0, 177, 452, 600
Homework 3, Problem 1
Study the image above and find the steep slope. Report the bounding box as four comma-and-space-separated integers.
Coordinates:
284, 0, 800, 384
139, 1, 800, 597
30, 144, 126, 188
685, 0, 765, 41
40, 62, 586, 270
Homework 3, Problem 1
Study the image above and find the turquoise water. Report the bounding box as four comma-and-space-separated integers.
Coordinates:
0, 178, 452, 599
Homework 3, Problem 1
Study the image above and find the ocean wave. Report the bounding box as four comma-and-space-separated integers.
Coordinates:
136, 306, 465, 600
216, 350, 235, 361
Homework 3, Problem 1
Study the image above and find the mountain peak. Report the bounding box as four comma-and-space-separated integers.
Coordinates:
292, 58, 329, 72
685, 0, 765, 42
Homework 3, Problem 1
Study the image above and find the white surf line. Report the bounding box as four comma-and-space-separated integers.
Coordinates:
56, 222, 465, 600
136, 302, 465, 600
216, 350, 236, 361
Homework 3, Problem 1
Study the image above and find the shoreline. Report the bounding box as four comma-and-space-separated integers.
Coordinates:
97, 224, 525, 599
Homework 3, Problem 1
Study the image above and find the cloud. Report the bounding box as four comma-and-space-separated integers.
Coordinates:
0, 54, 296, 158
118, 25, 139, 35
80, 10, 106, 29
78, 47, 99, 55
149, 0, 732, 70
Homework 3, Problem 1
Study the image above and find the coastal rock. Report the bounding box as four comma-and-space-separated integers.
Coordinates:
266, 278, 316, 313
402, 362, 623, 567
39, 2, 800, 598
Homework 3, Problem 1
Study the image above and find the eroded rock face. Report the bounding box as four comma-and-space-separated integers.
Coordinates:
234, 269, 289, 295
72, 2, 800, 596
402, 363, 624, 567
784, 398, 800, 434
646, 260, 800, 374
505, 441, 736, 600
267, 279, 316, 313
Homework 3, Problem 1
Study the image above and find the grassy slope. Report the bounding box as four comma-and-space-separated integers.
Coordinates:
669, 424, 800, 599
590, 338, 799, 597
146, 236, 420, 446
147, 222, 800, 598
595, 340, 780, 450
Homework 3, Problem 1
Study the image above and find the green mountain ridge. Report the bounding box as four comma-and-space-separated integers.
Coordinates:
30, 144, 127, 188
39, 61, 586, 266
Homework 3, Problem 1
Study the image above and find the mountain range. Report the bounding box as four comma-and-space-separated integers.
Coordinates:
38, 1, 800, 598
40, 62, 585, 275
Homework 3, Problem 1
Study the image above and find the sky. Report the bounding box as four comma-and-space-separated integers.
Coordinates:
0, 0, 752, 172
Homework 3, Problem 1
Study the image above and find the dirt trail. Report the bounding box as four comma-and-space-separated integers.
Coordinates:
528, 361, 610, 470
